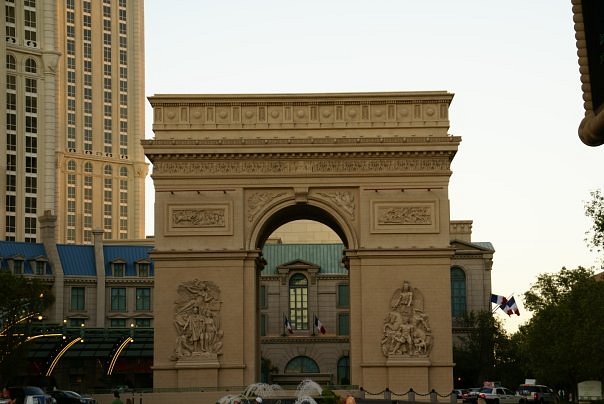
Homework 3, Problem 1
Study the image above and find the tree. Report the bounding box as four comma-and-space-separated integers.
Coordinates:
453, 311, 521, 388
0, 270, 54, 383
584, 189, 604, 260
521, 267, 604, 394
523, 266, 594, 315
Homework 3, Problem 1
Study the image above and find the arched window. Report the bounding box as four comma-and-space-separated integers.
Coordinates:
84, 162, 93, 173
6, 54, 16, 70
285, 356, 319, 373
450, 266, 467, 318
104, 164, 112, 176
67, 160, 76, 171
25, 58, 37, 73
337, 356, 350, 385
120, 166, 128, 177
289, 274, 308, 330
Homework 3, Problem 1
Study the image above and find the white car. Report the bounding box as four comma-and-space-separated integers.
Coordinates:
478, 387, 517, 404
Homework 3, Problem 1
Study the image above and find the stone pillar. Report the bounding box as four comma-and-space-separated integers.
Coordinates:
38, 210, 63, 323
93, 229, 106, 327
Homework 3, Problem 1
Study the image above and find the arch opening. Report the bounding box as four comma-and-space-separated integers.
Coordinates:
254, 204, 349, 249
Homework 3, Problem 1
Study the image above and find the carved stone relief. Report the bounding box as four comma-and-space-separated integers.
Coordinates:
381, 281, 432, 357
316, 191, 355, 219
371, 201, 439, 234
152, 157, 451, 177
172, 208, 226, 227
172, 279, 223, 360
247, 191, 287, 222
377, 206, 431, 225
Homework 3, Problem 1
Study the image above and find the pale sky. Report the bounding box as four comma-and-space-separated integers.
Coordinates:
144, 0, 603, 331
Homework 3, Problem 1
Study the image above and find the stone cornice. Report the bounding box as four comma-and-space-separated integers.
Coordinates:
148, 91, 454, 133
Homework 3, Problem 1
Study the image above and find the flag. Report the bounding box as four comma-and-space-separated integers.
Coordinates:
490, 294, 508, 307
314, 315, 326, 335
284, 315, 293, 334
504, 296, 520, 316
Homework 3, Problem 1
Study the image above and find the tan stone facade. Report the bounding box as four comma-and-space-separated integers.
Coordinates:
2, 0, 147, 243
144, 91, 466, 393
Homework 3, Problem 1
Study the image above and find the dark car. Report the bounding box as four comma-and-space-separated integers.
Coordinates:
48, 390, 93, 404
7, 386, 55, 404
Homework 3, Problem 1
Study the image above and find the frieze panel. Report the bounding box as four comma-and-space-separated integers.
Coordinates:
371, 201, 439, 234
151, 94, 453, 130
172, 279, 223, 361
167, 203, 233, 236
152, 158, 451, 177
381, 281, 432, 358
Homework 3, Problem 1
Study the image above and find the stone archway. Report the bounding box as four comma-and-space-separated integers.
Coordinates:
144, 91, 460, 394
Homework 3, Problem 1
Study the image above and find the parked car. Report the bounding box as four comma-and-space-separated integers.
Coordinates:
478, 387, 517, 404
463, 387, 482, 403
49, 390, 95, 404
7, 386, 56, 404
516, 384, 556, 404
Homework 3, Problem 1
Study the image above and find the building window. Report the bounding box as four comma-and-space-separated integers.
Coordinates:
259, 285, 267, 309
135, 318, 151, 328
260, 314, 267, 337
112, 262, 125, 277
284, 356, 319, 373
25, 58, 37, 73
451, 266, 467, 318
110, 318, 127, 328
69, 318, 85, 327
337, 283, 349, 308
136, 288, 151, 311
111, 288, 126, 311
12, 259, 23, 275
288, 274, 308, 330
70, 287, 85, 311
34, 260, 46, 275
137, 262, 150, 277
337, 356, 350, 385
337, 313, 350, 336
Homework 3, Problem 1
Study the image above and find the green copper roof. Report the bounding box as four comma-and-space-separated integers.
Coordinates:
261, 243, 347, 275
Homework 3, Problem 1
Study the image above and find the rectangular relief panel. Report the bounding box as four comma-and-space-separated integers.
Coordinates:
166, 203, 233, 236
370, 200, 439, 234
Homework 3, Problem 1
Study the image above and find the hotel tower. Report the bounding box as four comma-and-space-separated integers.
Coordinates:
2, 0, 147, 243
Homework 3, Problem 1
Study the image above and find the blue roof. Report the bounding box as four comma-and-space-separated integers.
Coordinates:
103, 245, 154, 276
261, 243, 346, 275
57, 244, 96, 276
0, 241, 49, 275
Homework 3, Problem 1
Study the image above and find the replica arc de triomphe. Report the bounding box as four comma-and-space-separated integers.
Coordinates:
143, 91, 460, 394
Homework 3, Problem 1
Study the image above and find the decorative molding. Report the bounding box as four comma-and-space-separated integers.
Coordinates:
371, 201, 439, 234
381, 280, 432, 358
166, 203, 233, 236
247, 191, 288, 223
148, 92, 453, 130
172, 279, 223, 361
153, 157, 451, 178
316, 191, 355, 219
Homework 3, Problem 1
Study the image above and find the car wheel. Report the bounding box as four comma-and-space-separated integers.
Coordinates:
494, 399, 500, 404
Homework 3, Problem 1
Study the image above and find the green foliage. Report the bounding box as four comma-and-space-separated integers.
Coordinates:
0, 270, 54, 382
453, 311, 522, 388
523, 266, 594, 314
521, 267, 604, 391
585, 189, 604, 259
320, 388, 340, 404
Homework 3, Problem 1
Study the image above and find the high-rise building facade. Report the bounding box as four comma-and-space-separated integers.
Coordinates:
3, 0, 147, 243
